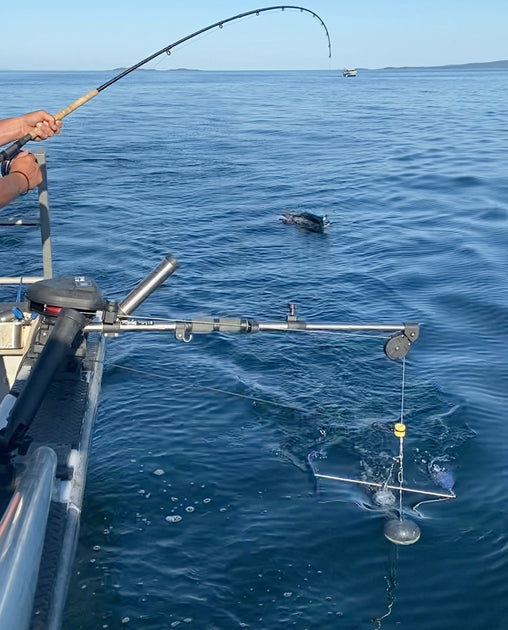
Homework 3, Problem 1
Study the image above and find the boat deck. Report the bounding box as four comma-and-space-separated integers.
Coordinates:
0, 155, 106, 629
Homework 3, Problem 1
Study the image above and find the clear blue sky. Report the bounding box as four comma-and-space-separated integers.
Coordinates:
3, 0, 507, 71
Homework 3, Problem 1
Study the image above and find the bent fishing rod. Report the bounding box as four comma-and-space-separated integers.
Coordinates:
0, 5, 331, 170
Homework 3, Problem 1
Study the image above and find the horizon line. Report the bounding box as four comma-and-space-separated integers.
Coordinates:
1, 59, 507, 73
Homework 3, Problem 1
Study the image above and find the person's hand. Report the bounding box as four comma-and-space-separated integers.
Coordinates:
20, 110, 62, 141
9, 151, 42, 190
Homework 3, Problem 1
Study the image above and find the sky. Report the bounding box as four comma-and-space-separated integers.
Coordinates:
3, 0, 508, 71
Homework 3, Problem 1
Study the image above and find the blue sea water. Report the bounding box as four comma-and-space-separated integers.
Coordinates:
1, 68, 508, 629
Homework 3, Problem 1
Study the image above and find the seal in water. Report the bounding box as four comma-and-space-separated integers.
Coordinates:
279, 212, 330, 233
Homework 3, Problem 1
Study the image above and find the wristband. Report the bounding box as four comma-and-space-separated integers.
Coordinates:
9, 171, 30, 195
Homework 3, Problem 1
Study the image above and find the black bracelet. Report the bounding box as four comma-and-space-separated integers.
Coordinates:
9, 171, 30, 195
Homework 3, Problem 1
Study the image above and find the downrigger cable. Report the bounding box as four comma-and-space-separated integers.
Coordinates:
0, 5, 331, 172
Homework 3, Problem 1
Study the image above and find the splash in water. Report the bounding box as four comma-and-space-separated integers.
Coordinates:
428, 458, 455, 491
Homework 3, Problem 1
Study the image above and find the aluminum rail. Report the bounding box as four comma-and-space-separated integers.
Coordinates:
83, 317, 419, 357
0, 446, 57, 630
84, 318, 415, 335
258, 322, 408, 332
0, 277, 45, 285
314, 473, 455, 500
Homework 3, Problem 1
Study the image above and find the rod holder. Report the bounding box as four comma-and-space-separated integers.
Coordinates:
118, 255, 180, 316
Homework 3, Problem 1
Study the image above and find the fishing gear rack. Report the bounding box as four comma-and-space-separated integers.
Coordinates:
78, 255, 418, 356
1, 239, 455, 544
80, 255, 453, 544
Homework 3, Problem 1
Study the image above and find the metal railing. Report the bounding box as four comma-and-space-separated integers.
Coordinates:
0, 446, 57, 630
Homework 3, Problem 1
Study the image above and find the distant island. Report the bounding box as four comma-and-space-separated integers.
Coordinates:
111, 60, 508, 73
375, 60, 508, 71
3, 61, 506, 73
110, 60, 508, 72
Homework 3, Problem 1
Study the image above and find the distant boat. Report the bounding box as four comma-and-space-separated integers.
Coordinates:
343, 68, 358, 77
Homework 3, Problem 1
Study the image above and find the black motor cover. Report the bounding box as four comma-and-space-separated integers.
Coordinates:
26, 276, 105, 314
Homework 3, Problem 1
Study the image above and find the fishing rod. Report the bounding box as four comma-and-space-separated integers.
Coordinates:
0, 5, 331, 169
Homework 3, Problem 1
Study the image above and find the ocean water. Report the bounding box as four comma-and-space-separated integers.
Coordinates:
1, 68, 507, 629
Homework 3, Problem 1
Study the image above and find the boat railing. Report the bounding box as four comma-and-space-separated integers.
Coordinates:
0, 446, 57, 630
0, 150, 53, 286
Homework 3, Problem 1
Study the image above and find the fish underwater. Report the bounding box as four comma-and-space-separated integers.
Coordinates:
279, 211, 330, 233
372, 488, 397, 508
428, 459, 455, 491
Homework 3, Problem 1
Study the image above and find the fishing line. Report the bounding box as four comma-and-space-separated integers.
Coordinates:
372, 546, 399, 628
399, 357, 406, 427
412, 493, 455, 511
109, 362, 309, 413
0, 5, 332, 166
397, 358, 406, 520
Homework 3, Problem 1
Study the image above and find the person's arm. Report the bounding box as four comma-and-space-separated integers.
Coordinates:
0, 151, 42, 210
0, 110, 62, 146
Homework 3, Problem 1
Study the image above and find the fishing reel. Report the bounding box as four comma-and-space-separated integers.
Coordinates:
1, 160, 12, 177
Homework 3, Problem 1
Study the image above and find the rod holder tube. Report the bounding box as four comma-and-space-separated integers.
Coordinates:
118, 255, 180, 316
